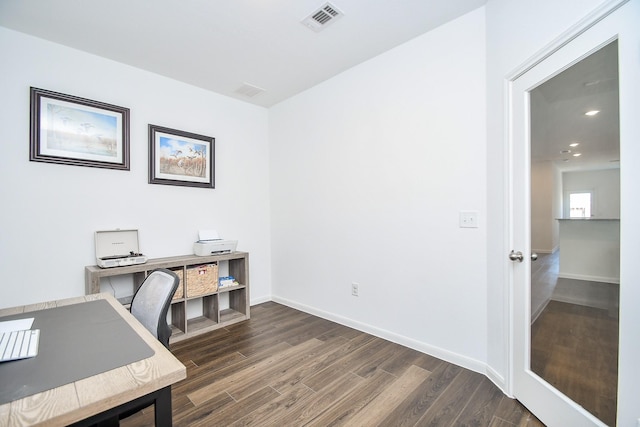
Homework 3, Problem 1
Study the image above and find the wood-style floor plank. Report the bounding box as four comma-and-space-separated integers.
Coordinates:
414, 369, 484, 426
455, 376, 507, 427
272, 372, 364, 426
531, 299, 617, 426
377, 361, 463, 427
187, 338, 325, 406
344, 364, 431, 426
304, 369, 399, 426
120, 302, 542, 427
228, 383, 316, 427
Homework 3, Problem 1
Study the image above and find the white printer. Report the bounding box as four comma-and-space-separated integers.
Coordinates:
193, 229, 237, 256
95, 229, 148, 268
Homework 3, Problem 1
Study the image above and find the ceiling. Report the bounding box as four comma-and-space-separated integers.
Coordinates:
0, 0, 486, 107
531, 40, 619, 172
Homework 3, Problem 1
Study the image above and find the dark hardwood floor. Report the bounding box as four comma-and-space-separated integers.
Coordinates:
121, 302, 543, 427
530, 252, 619, 426
531, 300, 618, 426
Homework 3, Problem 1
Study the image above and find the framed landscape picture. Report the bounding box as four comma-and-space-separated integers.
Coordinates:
29, 87, 130, 170
148, 124, 215, 188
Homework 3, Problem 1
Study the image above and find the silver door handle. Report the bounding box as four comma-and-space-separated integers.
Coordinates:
509, 250, 538, 262
509, 250, 524, 262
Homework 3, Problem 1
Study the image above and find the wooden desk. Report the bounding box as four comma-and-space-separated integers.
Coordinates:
0, 293, 186, 426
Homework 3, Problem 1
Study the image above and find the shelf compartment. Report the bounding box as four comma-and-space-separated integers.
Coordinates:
170, 301, 186, 335
202, 294, 220, 324
227, 288, 247, 318
186, 263, 219, 297
170, 267, 185, 300
186, 315, 219, 335
170, 326, 185, 341
217, 283, 246, 293
220, 308, 246, 325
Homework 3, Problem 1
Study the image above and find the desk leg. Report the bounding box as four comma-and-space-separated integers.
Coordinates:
155, 386, 173, 427
96, 417, 119, 427
69, 386, 174, 427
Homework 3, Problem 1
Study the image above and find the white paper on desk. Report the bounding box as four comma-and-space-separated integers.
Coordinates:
198, 229, 220, 241
0, 318, 34, 334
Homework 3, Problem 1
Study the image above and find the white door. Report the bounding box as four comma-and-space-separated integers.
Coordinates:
509, 1, 639, 425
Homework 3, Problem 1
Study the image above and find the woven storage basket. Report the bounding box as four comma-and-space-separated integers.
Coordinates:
172, 269, 184, 300
186, 263, 218, 297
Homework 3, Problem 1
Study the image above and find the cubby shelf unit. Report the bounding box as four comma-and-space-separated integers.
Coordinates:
85, 252, 250, 343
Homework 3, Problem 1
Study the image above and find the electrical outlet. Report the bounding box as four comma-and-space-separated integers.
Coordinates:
351, 283, 359, 297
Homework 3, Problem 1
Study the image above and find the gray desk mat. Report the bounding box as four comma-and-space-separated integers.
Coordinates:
0, 299, 154, 405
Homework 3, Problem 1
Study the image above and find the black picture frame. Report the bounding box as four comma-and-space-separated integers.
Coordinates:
29, 87, 130, 170
148, 124, 215, 189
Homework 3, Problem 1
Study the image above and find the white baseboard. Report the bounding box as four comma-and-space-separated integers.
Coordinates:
485, 365, 510, 397
270, 295, 488, 378
558, 273, 620, 284
250, 295, 272, 306
532, 249, 552, 254
531, 245, 559, 255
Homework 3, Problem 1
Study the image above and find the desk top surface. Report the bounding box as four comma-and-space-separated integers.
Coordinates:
0, 293, 186, 427
0, 299, 154, 405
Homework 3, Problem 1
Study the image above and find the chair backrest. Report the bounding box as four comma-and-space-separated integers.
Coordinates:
130, 268, 179, 349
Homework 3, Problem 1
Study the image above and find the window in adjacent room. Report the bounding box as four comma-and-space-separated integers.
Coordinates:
568, 191, 592, 218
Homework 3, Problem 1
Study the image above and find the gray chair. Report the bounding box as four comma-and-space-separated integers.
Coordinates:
130, 268, 179, 349
111, 269, 179, 425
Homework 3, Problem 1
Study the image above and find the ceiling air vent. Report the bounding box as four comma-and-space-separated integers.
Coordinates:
234, 83, 265, 98
301, 2, 344, 32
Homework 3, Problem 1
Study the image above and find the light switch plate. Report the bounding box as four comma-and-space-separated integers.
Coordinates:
459, 211, 479, 228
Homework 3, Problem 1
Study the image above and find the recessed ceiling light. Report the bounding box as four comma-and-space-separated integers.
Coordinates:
562, 159, 570, 162
585, 110, 600, 116
560, 149, 571, 154
573, 153, 582, 157
569, 142, 580, 147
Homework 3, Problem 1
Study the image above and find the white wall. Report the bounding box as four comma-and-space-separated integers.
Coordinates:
558, 219, 620, 283
562, 168, 620, 218
0, 27, 272, 309
269, 9, 487, 372
531, 161, 561, 253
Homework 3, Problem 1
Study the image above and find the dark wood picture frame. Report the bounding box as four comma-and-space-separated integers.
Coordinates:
148, 124, 215, 189
29, 87, 130, 170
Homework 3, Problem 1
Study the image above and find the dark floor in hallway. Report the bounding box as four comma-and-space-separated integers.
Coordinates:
530, 252, 618, 426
